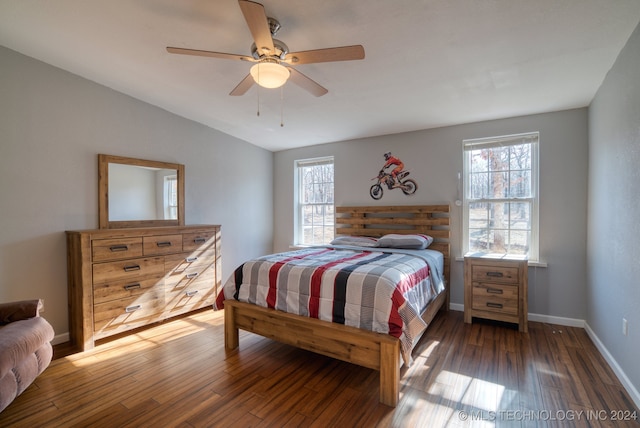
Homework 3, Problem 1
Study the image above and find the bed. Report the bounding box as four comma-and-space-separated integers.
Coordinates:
216, 205, 450, 407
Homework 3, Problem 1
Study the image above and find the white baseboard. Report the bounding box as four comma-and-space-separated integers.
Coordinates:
527, 312, 585, 328
449, 303, 464, 312
584, 323, 640, 410
51, 332, 69, 346
449, 303, 639, 409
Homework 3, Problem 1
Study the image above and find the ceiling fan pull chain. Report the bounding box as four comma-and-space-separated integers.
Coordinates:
280, 85, 284, 127
256, 76, 260, 117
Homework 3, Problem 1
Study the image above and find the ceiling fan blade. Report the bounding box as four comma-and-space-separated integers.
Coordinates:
166, 47, 253, 62
238, 0, 275, 56
284, 45, 365, 65
229, 74, 255, 96
288, 68, 328, 97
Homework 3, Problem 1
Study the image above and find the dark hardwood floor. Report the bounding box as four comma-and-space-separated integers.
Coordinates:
1, 309, 638, 427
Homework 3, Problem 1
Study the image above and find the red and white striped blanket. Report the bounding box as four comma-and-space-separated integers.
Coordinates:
215, 246, 445, 365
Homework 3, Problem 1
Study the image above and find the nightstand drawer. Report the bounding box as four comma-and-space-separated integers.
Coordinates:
472, 265, 519, 284
472, 285, 518, 315
472, 283, 518, 300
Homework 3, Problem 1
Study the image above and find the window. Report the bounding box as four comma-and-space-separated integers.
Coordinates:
164, 175, 178, 219
295, 157, 334, 245
463, 132, 539, 261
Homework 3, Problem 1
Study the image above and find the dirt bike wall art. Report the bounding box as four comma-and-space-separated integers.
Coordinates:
370, 152, 418, 200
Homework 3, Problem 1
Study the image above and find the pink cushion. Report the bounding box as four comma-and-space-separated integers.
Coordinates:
0, 317, 54, 379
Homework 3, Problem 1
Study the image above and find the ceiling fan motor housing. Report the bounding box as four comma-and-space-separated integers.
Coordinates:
251, 38, 289, 60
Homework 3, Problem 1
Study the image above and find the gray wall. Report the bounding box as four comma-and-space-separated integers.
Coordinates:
0, 46, 274, 339
588, 22, 640, 395
274, 108, 589, 320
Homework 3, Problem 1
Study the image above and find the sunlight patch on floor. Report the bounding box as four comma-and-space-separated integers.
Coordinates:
65, 311, 220, 368
437, 370, 506, 414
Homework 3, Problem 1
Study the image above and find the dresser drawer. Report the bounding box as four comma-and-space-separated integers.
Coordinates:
93, 291, 164, 338
166, 262, 216, 292
92, 256, 164, 285
165, 270, 217, 316
472, 264, 519, 284
182, 230, 216, 252
93, 277, 164, 305
92, 237, 143, 262
164, 250, 216, 276
164, 290, 216, 317
143, 234, 183, 256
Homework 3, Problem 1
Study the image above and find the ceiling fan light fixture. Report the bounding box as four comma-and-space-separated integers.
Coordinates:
250, 61, 290, 88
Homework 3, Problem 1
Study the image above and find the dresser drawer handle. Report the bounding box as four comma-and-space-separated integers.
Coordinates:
124, 283, 141, 291
156, 241, 172, 247
109, 245, 129, 252
486, 288, 503, 294
486, 302, 503, 309
186, 272, 199, 279
185, 290, 199, 297
193, 237, 207, 244
125, 304, 142, 313
123, 264, 141, 272
186, 257, 198, 263
486, 271, 504, 278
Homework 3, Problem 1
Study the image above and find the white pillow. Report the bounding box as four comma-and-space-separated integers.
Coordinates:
330, 236, 379, 247
376, 234, 434, 249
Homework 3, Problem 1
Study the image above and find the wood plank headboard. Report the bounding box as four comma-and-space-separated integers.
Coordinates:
335, 205, 451, 293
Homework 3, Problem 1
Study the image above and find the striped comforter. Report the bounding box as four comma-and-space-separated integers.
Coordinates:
215, 246, 445, 365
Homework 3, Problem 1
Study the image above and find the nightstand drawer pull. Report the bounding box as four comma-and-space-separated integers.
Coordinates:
185, 290, 199, 297
193, 237, 207, 244
109, 245, 129, 252
125, 304, 142, 313
486, 288, 503, 294
156, 241, 172, 247
123, 264, 141, 272
186, 257, 198, 263
486, 271, 504, 278
186, 272, 199, 279
123, 283, 141, 291
486, 302, 503, 309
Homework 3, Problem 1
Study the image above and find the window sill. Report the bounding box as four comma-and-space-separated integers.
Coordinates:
455, 255, 547, 268
289, 244, 312, 250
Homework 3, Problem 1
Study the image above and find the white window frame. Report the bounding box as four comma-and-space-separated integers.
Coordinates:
294, 156, 335, 246
462, 132, 539, 261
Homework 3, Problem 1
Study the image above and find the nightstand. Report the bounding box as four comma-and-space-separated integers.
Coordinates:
464, 254, 528, 332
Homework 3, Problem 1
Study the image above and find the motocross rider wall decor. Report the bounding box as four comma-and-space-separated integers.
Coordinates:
370, 152, 418, 200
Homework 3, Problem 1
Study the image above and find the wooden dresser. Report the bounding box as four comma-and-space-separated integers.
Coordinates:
463, 254, 528, 332
66, 225, 220, 351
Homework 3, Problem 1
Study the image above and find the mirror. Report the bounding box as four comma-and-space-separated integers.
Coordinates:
98, 154, 185, 229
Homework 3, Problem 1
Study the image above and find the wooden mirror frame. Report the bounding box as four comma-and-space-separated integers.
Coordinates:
98, 154, 185, 229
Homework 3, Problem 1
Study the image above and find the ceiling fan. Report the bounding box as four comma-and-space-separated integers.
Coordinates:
166, 0, 365, 97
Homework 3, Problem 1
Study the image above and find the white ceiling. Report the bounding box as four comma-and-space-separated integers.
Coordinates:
1, 1, 639, 152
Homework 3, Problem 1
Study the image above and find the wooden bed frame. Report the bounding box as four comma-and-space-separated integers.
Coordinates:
224, 205, 450, 407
